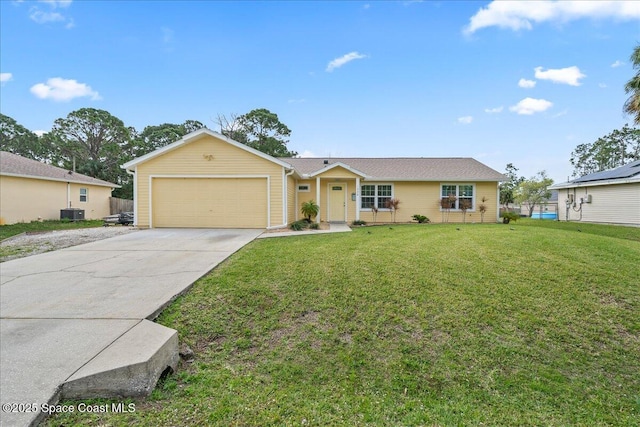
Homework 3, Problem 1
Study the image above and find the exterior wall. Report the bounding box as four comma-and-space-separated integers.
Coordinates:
0, 175, 112, 224
358, 181, 499, 224
293, 179, 500, 224
558, 183, 640, 225
134, 134, 285, 228
286, 175, 296, 224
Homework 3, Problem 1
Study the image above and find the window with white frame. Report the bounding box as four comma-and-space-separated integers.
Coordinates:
297, 184, 310, 192
79, 188, 88, 202
441, 184, 474, 210
361, 184, 393, 209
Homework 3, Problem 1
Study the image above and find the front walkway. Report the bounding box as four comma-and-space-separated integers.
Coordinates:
258, 222, 352, 239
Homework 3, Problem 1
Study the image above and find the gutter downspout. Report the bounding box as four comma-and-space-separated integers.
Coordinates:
67, 182, 71, 208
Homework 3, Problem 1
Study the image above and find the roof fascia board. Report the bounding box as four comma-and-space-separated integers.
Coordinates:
360, 177, 503, 182
121, 128, 293, 170
550, 177, 640, 189
0, 172, 121, 188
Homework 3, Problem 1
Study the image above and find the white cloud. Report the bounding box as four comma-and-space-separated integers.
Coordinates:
30, 77, 101, 102
33, 130, 47, 137
28, 0, 73, 27
0, 73, 13, 84
287, 98, 306, 104
29, 8, 64, 23
326, 52, 367, 72
599, 83, 607, 88
509, 97, 553, 115
464, 1, 640, 35
611, 60, 624, 68
534, 66, 585, 86
518, 78, 536, 88
457, 116, 473, 124
298, 150, 318, 158
484, 106, 503, 114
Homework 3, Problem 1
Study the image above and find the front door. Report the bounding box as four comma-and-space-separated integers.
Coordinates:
328, 183, 346, 222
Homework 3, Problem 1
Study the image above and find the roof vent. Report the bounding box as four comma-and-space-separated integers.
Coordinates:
323, 160, 329, 165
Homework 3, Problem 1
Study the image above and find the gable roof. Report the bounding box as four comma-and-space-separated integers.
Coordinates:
306, 162, 369, 178
121, 128, 293, 171
284, 157, 505, 181
551, 159, 640, 189
0, 151, 120, 188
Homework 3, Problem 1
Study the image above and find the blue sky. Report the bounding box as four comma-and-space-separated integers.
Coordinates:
1, 1, 639, 183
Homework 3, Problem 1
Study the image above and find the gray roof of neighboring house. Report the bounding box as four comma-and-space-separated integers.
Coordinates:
284, 157, 506, 181
571, 159, 640, 183
0, 151, 119, 188
551, 159, 640, 189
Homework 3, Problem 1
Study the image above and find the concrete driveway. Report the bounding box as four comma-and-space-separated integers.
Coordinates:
0, 228, 262, 427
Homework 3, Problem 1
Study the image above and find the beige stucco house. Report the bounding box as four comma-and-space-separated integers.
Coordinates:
0, 151, 119, 225
121, 129, 505, 228
550, 160, 640, 225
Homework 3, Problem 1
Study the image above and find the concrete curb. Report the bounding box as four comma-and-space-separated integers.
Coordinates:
61, 320, 179, 399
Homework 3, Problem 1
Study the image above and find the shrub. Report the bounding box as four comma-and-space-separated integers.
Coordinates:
290, 220, 309, 231
412, 214, 430, 223
352, 220, 367, 226
500, 211, 520, 224
309, 222, 319, 230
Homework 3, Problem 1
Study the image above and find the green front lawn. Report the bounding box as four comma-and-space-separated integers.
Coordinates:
0, 219, 104, 241
48, 223, 640, 426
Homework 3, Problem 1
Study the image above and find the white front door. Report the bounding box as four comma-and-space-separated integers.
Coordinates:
328, 183, 346, 222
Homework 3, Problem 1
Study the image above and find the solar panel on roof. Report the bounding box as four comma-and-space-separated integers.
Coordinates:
572, 159, 640, 183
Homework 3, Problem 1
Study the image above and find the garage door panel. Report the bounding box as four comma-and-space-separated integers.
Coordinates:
152, 178, 267, 228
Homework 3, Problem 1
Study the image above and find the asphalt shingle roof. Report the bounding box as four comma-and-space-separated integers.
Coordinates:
283, 157, 505, 181
0, 151, 119, 187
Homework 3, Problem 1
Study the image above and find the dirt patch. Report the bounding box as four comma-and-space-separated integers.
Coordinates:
0, 226, 138, 262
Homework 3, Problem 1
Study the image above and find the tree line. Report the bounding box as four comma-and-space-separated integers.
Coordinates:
0, 108, 295, 199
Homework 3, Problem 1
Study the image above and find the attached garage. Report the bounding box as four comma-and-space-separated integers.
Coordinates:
151, 177, 268, 228
122, 129, 293, 229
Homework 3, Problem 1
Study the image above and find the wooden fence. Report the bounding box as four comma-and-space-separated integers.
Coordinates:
110, 197, 133, 214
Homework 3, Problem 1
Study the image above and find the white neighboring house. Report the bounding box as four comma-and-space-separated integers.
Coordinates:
550, 160, 640, 226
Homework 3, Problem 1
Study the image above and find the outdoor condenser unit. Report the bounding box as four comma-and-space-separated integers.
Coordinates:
60, 208, 85, 221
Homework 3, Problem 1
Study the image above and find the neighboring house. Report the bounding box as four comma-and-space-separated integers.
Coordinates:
0, 151, 119, 225
550, 160, 640, 225
122, 129, 506, 228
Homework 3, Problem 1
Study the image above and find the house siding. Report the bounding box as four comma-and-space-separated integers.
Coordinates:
134, 134, 285, 228
358, 181, 499, 224
287, 175, 296, 224
0, 175, 112, 224
558, 183, 640, 225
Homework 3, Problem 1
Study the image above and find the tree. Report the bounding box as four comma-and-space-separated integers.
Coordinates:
624, 44, 640, 125
514, 171, 554, 217
499, 163, 524, 210
570, 125, 640, 177
218, 108, 297, 157
0, 114, 46, 160
131, 120, 206, 157
48, 108, 132, 197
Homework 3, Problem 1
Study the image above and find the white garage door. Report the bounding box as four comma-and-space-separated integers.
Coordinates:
152, 178, 267, 228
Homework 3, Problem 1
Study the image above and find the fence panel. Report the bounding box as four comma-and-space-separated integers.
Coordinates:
110, 197, 133, 214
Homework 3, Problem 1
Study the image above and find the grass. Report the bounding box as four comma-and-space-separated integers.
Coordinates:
0, 219, 104, 241
46, 222, 640, 426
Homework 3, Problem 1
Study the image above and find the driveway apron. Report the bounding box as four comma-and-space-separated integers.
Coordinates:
0, 228, 262, 427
